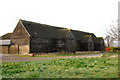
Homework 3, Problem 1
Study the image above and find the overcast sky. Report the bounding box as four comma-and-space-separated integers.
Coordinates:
0, 0, 119, 38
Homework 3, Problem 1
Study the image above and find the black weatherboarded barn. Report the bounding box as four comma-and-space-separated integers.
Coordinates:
1, 19, 105, 54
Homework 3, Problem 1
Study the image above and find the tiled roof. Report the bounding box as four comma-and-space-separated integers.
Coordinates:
20, 19, 96, 40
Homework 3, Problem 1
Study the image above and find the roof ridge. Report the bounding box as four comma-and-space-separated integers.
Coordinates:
20, 19, 66, 29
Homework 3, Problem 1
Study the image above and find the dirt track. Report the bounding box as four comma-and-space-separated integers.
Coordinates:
0, 53, 106, 62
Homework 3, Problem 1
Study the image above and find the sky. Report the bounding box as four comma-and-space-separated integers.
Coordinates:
0, 0, 119, 38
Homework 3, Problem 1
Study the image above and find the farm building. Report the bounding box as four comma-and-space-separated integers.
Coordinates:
0, 19, 105, 54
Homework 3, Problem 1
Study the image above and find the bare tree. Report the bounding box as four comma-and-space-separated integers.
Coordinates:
104, 35, 115, 47
105, 21, 119, 47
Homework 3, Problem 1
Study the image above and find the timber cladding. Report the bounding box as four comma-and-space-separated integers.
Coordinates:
11, 20, 30, 45
9, 19, 30, 54
30, 38, 65, 53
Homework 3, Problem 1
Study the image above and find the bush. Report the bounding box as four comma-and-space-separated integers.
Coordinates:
113, 47, 120, 52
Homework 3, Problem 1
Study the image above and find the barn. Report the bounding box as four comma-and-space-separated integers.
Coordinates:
0, 19, 105, 54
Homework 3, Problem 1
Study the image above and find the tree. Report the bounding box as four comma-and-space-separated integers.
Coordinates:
105, 21, 119, 47
104, 35, 115, 47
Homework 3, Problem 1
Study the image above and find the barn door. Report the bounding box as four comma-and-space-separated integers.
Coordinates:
66, 39, 75, 52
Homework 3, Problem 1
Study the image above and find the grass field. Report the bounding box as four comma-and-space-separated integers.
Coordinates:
2, 53, 118, 78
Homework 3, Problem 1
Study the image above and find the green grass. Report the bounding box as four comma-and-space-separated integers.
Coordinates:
2, 53, 118, 78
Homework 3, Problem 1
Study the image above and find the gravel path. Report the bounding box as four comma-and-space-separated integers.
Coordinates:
1, 53, 107, 62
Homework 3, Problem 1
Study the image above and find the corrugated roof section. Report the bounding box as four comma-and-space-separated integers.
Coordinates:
0, 40, 11, 45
